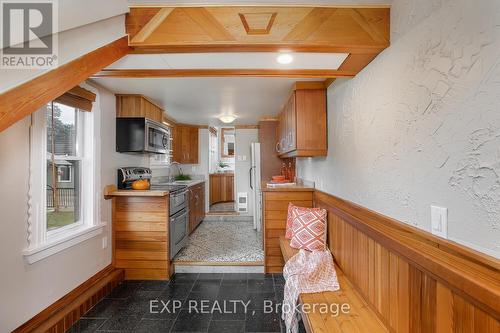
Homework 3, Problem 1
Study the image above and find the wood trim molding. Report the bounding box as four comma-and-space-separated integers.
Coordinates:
292, 81, 326, 91
323, 78, 336, 88
313, 190, 500, 320
174, 261, 264, 266
239, 12, 277, 35
235, 124, 259, 129
0, 36, 130, 132
13, 265, 124, 333
92, 69, 356, 78
130, 44, 387, 54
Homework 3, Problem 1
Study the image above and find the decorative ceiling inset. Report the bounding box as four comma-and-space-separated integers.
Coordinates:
125, 6, 390, 75
238, 12, 277, 35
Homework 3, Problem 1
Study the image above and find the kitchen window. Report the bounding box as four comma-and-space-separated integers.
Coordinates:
24, 85, 104, 264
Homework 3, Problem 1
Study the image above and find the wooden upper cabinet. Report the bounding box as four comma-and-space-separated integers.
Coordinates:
276, 83, 327, 158
116, 94, 164, 123
172, 125, 199, 164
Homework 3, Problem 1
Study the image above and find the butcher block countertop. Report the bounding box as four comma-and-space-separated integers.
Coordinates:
261, 181, 314, 192
103, 185, 168, 199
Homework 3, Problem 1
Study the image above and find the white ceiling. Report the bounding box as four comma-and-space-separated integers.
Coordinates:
93, 77, 321, 125
128, 0, 391, 5
107, 53, 349, 69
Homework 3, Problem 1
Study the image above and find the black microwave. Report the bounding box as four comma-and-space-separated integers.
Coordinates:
116, 118, 171, 154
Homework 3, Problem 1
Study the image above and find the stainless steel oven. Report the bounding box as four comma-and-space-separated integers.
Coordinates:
169, 208, 189, 259
116, 118, 171, 154
150, 184, 189, 259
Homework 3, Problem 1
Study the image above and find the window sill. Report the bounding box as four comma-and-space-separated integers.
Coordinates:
23, 223, 106, 264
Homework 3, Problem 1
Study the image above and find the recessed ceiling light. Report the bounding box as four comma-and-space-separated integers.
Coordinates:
277, 53, 293, 64
219, 115, 237, 123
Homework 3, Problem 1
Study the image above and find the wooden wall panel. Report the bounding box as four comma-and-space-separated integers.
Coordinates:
13, 266, 124, 333
314, 190, 500, 333
262, 189, 313, 273
258, 120, 282, 182
112, 196, 170, 280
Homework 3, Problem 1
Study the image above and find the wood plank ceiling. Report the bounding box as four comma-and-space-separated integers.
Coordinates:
94, 5, 390, 78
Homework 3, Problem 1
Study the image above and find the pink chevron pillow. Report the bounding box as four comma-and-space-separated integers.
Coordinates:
289, 206, 327, 251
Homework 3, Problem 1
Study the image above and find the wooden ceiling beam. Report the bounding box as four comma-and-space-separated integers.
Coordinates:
283, 8, 337, 41
182, 8, 236, 41
126, 6, 390, 54
129, 44, 387, 54
131, 8, 174, 44
91, 68, 356, 79
0, 37, 130, 132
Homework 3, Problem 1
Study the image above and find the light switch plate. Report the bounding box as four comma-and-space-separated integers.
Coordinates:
102, 236, 108, 249
431, 205, 448, 238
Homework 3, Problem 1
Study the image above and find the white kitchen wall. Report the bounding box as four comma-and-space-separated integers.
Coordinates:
235, 129, 259, 216
0, 80, 147, 332
297, 0, 500, 258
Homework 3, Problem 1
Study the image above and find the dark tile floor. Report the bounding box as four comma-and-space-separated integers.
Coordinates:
69, 273, 307, 333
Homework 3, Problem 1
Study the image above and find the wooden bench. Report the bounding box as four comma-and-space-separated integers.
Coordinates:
279, 235, 388, 333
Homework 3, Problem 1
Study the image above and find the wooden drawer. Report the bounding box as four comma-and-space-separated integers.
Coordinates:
265, 200, 312, 211
264, 191, 313, 201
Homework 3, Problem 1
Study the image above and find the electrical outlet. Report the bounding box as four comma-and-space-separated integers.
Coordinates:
431, 206, 448, 238
102, 236, 108, 249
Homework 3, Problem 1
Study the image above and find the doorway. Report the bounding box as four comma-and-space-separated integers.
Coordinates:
208, 127, 236, 214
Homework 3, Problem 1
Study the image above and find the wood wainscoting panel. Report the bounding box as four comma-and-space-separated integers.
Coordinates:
262, 189, 314, 273
112, 196, 170, 280
13, 266, 124, 333
314, 190, 500, 332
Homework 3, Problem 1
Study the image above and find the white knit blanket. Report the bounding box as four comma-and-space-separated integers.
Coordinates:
282, 249, 340, 333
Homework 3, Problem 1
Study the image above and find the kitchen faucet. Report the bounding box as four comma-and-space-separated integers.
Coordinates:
168, 161, 182, 182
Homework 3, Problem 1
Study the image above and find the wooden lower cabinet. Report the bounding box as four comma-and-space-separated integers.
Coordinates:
209, 173, 234, 205
262, 189, 314, 273
112, 196, 170, 280
189, 182, 206, 234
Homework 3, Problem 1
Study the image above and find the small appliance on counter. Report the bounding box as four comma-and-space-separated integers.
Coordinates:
117, 167, 152, 190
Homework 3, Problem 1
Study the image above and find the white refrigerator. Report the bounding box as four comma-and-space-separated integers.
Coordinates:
250, 143, 262, 231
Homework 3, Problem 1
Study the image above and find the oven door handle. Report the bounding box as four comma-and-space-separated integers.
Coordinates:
170, 209, 188, 222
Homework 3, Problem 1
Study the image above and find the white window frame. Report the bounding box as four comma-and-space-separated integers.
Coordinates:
24, 83, 104, 264
57, 165, 72, 183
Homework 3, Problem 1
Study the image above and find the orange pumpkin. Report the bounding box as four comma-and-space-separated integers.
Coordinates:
132, 179, 150, 190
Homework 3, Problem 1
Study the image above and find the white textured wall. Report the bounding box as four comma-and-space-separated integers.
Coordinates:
297, 0, 500, 258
